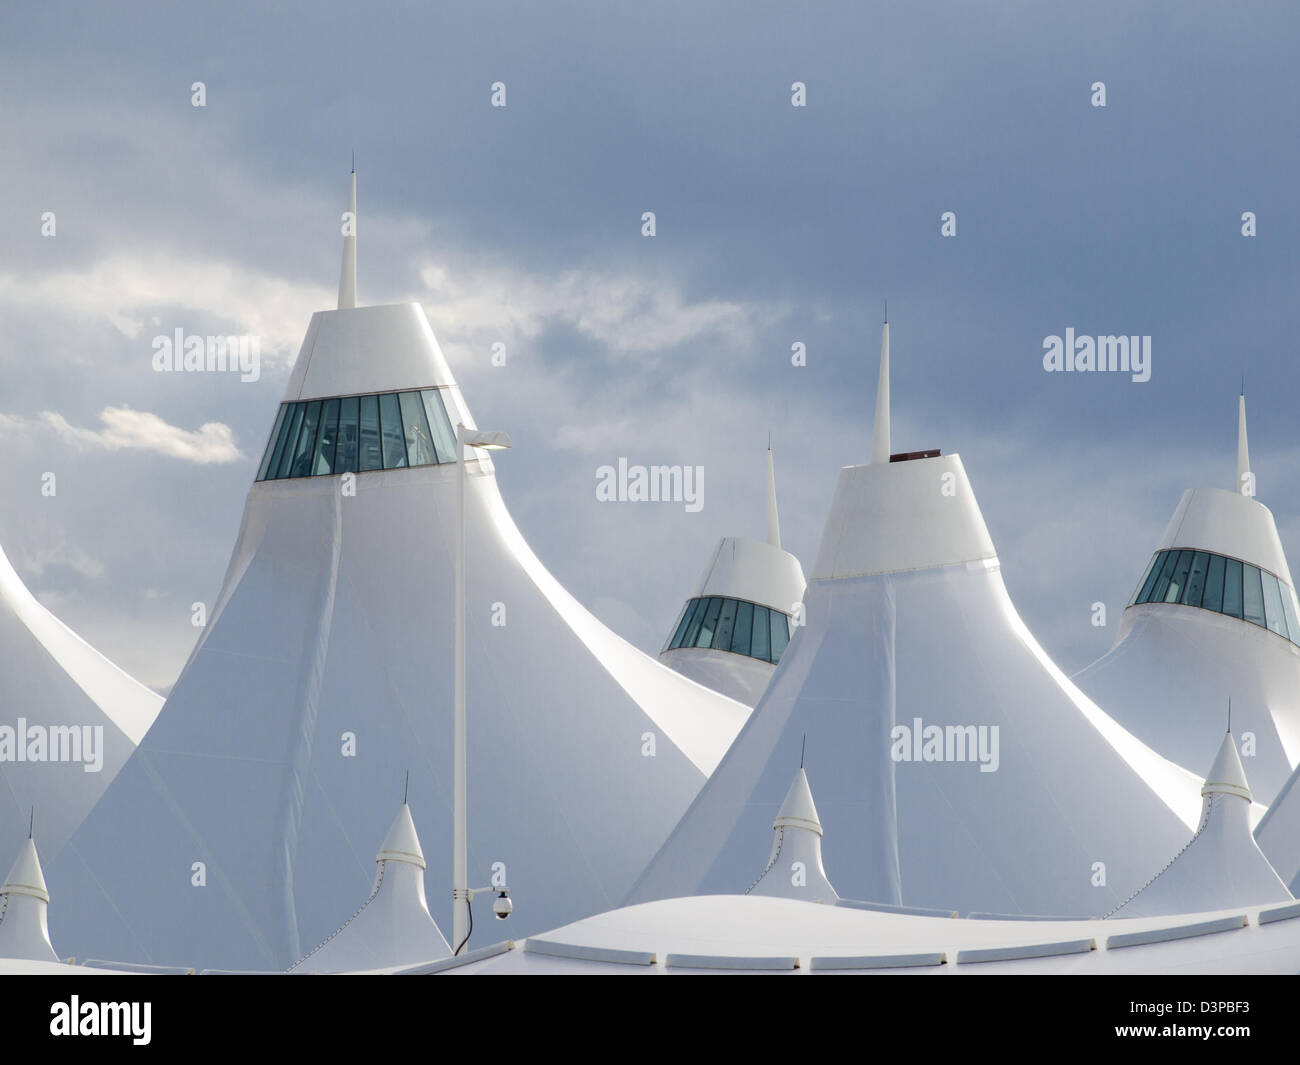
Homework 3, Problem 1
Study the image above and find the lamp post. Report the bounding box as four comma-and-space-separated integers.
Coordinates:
454, 423, 512, 953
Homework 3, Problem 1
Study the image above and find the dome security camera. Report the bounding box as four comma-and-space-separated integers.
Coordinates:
492, 891, 513, 920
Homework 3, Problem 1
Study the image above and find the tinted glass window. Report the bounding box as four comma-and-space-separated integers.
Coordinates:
256, 389, 470, 482
694, 598, 723, 648
358, 395, 382, 472
1262, 571, 1287, 637
665, 597, 794, 663
257, 405, 288, 481
732, 601, 754, 657
1163, 550, 1193, 604
288, 401, 322, 478
670, 599, 703, 651
273, 404, 306, 479
1243, 564, 1266, 627
1182, 551, 1210, 608
1130, 547, 1298, 646
751, 605, 771, 661
1147, 550, 1180, 604
1283, 587, 1300, 646
378, 393, 407, 469
1223, 558, 1244, 618
714, 598, 739, 653
422, 389, 458, 464
335, 396, 360, 474
312, 398, 340, 475
1202, 554, 1226, 613
1133, 553, 1163, 606
681, 598, 708, 648
770, 609, 790, 663
399, 391, 437, 467
266, 403, 298, 481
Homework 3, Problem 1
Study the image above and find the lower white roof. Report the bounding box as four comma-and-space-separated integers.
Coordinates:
438, 894, 1300, 975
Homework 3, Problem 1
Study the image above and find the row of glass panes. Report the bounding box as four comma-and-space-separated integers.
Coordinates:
256, 388, 458, 481
1131, 547, 1300, 646
666, 596, 793, 665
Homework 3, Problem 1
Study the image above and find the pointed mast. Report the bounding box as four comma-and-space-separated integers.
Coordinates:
870, 306, 890, 464
337, 162, 357, 310
765, 440, 782, 549
1237, 389, 1252, 497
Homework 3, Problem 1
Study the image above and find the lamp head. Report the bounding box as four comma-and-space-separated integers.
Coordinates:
456, 425, 512, 451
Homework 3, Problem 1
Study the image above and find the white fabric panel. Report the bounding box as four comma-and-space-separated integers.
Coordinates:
49, 463, 746, 971
629, 561, 1199, 917
1157, 488, 1294, 588
1076, 606, 1300, 805
0, 543, 162, 866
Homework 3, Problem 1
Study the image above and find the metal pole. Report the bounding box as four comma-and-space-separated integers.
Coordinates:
453, 428, 468, 950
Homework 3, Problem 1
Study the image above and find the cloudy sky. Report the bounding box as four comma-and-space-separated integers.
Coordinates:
2, 1, 1298, 693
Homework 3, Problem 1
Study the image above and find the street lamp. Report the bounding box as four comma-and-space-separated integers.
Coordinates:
453, 424, 512, 954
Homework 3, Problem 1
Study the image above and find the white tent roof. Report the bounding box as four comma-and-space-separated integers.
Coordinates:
0, 837, 58, 963
747, 767, 838, 903
629, 447, 1201, 917
1111, 733, 1291, 918
0, 539, 163, 866
690, 535, 806, 613
629, 331, 1200, 916
288, 803, 451, 973
660, 533, 807, 707
50, 292, 748, 972
284, 303, 460, 403
1074, 401, 1300, 804
1256, 759, 1300, 895
435, 894, 1300, 975
659, 449, 807, 707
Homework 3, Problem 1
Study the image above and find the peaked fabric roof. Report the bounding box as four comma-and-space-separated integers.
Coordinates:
0, 838, 58, 963
747, 768, 838, 903
1074, 397, 1300, 805
376, 802, 426, 868
1256, 757, 1300, 895
1110, 733, 1291, 918
0, 539, 163, 868
51, 295, 748, 972
288, 803, 450, 973
629, 445, 1200, 917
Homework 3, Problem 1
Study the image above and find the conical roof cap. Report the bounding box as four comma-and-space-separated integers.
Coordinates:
1202, 731, 1252, 802
773, 768, 823, 836
2, 838, 50, 903
376, 803, 426, 869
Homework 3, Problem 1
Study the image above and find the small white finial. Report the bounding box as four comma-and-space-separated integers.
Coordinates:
870, 318, 891, 464
1237, 391, 1252, 497
337, 167, 357, 310
766, 442, 781, 549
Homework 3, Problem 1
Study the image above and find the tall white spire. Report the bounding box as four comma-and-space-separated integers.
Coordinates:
1237, 390, 1253, 497
765, 443, 781, 549
870, 312, 890, 464
337, 165, 357, 310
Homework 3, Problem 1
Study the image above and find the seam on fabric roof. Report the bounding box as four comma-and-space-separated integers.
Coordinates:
1103, 794, 1218, 919
745, 827, 784, 895
286, 859, 387, 972
293, 318, 323, 402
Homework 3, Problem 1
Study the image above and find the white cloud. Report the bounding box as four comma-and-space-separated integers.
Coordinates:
0, 256, 331, 366
0, 406, 243, 464
19, 537, 105, 581
415, 259, 784, 362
